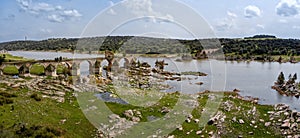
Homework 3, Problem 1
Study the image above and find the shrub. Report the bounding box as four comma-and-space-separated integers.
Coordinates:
0, 92, 17, 98
0, 97, 13, 105
30, 94, 41, 101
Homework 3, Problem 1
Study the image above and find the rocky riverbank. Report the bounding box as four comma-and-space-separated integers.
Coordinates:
272, 72, 300, 98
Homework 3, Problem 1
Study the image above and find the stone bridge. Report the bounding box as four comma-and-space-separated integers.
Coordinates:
0, 53, 135, 77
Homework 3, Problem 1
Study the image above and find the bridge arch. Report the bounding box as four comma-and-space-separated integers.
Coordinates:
29, 63, 45, 76
2, 65, 19, 75
56, 62, 71, 75
79, 60, 91, 76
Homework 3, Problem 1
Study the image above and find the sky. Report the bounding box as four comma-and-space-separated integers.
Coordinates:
1, 0, 300, 42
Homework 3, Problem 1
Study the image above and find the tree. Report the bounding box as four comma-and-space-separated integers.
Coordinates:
278, 56, 282, 63
0, 55, 5, 65
293, 73, 297, 81
277, 72, 285, 85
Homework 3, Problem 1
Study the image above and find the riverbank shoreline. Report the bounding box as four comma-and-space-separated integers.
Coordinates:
6, 50, 300, 64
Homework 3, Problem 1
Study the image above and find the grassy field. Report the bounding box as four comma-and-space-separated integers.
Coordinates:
169, 92, 280, 137
0, 79, 287, 137
0, 53, 32, 62
2, 65, 19, 75
103, 92, 282, 137
0, 83, 96, 137
29, 64, 45, 75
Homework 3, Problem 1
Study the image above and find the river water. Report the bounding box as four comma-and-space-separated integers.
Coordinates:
8, 51, 300, 110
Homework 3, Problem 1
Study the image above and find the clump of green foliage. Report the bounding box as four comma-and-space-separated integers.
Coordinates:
30, 93, 41, 101
0, 92, 17, 106
3, 65, 18, 75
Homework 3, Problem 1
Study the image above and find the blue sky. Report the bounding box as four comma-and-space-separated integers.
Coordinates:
1, 0, 300, 42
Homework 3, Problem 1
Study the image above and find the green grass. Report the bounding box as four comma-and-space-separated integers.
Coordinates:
56, 64, 64, 74
0, 79, 287, 137
167, 92, 282, 138
0, 53, 32, 62
30, 64, 45, 75
56, 64, 68, 74
106, 91, 179, 122
2, 64, 46, 76
102, 91, 283, 137
3, 65, 18, 75
0, 83, 96, 138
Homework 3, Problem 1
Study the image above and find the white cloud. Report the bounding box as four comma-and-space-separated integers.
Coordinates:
16, 0, 82, 23
244, 5, 261, 18
227, 11, 237, 18
32, 3, 55, 12
292, 25, 300, 29
215, 11, 237, 31
123, 0, 174, 23
124, 0, 153, 16
279, 19, 288, 23
256, 24, 265, 29
61, 9, 82, 17
109, 1, 114, 7
17, 0, 30, 10
55, 5, 63, 10
40, 28, 52, 33
276, 0, 300, 17
48, 14, 64, 23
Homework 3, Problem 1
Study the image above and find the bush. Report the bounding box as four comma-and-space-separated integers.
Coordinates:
30, 94, 41, 101
0, 97, 13, 105
15, 124, 64, 138
0, 92, 17, 98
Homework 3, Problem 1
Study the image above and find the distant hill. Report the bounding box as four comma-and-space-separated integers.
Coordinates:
244, 34, 276, 39
0, 36, 300, 56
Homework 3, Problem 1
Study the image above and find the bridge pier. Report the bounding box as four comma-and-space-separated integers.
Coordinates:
45, 64, 57, 76
71, 63, 80, 76
18, 65, 30, 77
93, 66, 102, 75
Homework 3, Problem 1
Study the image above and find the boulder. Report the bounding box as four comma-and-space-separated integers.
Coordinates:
123, 110, 134, 118
265, 122, 271, 127
161, 106, 170, 113
196, 130, 202, 135
167, 135, 175, 138
186, 118, 191, 123
131, 117, 140, 122
232, 117, 237, 122
239, 119, 245, 124
280, 122, 290, 129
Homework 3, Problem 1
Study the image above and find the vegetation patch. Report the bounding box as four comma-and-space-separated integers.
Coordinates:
3, 65, 18, 75
0, 92, 17, 106
0, 53, 32, 62
30, 93, 42, 101
181, 71, 207, 76
30, 64, 45, 75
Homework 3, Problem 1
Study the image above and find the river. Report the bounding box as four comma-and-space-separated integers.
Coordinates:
8, 51, 300, 110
